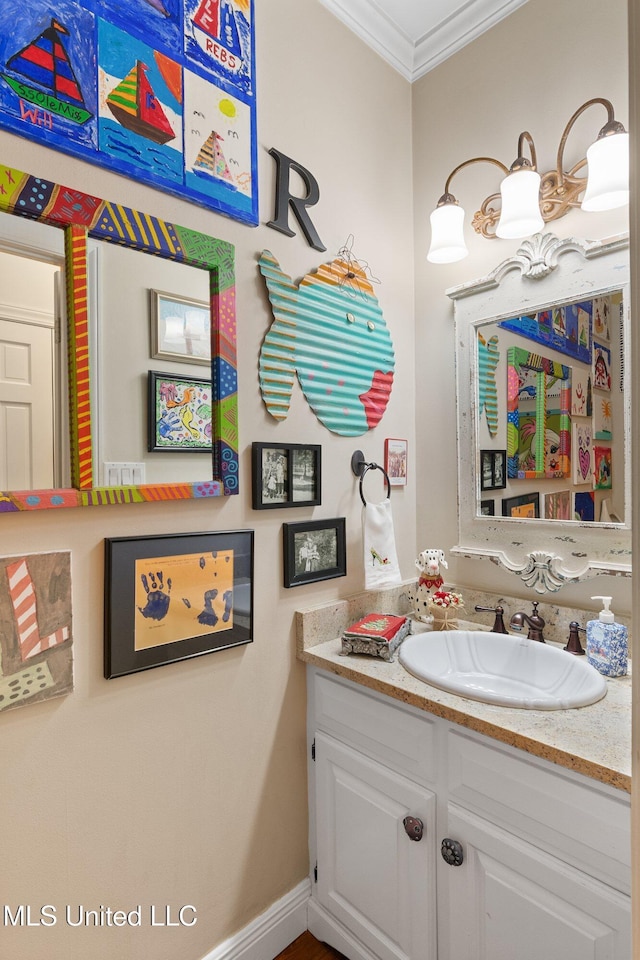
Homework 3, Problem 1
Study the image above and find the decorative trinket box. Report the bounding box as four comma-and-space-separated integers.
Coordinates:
340, 613, 411, 662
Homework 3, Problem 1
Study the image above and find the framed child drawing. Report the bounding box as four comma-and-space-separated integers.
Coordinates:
0, 0, 257, 225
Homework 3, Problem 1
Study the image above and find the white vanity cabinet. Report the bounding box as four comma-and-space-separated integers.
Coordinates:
314, 734, 437, 960
306, 668, 631, 960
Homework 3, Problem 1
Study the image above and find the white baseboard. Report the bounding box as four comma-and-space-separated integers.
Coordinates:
307, 900, 378, 960
201, 879, 310, 960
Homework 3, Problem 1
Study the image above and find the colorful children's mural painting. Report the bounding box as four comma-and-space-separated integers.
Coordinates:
499, 295, 592, 364
0, 0, 257, 225
0, 552, 72, 713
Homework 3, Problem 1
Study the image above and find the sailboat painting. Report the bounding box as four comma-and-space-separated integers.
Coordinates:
0, 0, 257, 226
98, 18, 183, 184
95, 0, 181, 54
0, 1, 97, 147
184, 0, 253, 98
184, 66, 253, 215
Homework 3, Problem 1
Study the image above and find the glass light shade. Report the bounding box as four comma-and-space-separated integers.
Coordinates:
427, 202, 468, 263
581, 132, 629, 211
496, 169, 543, 239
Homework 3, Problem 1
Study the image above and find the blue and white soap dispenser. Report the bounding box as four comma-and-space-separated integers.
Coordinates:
586, 596, 628, 677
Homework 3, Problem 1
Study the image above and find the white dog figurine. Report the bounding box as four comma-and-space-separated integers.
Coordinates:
410, 548, 448, 622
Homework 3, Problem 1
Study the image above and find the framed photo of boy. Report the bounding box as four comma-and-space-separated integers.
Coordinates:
104, 530, 254, 679
252, 443, 321, 509
283, 518, 346, 588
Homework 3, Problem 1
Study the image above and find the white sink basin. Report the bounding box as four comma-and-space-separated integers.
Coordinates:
399, 630, 607, 709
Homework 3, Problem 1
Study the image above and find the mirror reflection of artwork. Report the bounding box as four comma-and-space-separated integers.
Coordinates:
574, 490, 595, 522
571, 371, 590, 416
593, 395, 613, 441
502, 492, 540, 518
477, 331, 500, 437
545, 490, 571, 520
151, 289, 211, 365
594, 445, 612, 490
572, 421, 593, 485
499, 297, 591, 364
592, 295, 611, 341
518, 412, 564, 475
507, 346, 571, 480
452, 233, 629, 589
593, 342, 612, 392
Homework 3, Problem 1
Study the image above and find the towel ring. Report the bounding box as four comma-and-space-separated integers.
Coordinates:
357, 461, 392, 506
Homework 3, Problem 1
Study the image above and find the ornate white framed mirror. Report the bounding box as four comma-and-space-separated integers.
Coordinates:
449, 232, 631, 593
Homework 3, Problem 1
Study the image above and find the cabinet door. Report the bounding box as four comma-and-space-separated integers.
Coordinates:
315, 732, 437, 960
439, 804, 631, 960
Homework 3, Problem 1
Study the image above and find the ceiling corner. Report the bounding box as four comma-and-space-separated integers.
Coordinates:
317, 0, 416, 82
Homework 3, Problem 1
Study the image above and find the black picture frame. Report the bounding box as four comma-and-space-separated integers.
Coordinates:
148, 370, 213, 453
480, 449, 507, 491
283, 518, 346, 588
480, 499, 495, 516
501, 493, 540, 519
252, 442, 321, 509
104, 530, 254, 679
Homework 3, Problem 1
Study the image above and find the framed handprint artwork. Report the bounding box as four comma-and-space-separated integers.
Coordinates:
104, 530, 254, 678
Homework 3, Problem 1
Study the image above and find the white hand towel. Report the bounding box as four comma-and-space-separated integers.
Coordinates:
362, 498, 402, 589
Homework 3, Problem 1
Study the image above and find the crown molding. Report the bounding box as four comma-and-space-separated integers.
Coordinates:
317, 0, 415, 81
319, 0, 530, 83
412, 0, 530, 80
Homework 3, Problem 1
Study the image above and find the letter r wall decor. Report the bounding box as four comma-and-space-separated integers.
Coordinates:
0, 0, 257, 226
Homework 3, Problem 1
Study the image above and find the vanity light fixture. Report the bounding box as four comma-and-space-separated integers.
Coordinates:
427, 98, 629, 264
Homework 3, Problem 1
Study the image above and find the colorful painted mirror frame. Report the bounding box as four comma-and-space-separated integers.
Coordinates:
506, 346, 571, 480
0, 162, 238, 512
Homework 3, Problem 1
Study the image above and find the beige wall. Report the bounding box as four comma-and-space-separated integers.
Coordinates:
412, 0, 631, 614
0, 3, 414, 958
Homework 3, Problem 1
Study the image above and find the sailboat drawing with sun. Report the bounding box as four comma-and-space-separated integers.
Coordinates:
2, 18, 91, 124
193, 130, 236, 189
106, 60, 175, 145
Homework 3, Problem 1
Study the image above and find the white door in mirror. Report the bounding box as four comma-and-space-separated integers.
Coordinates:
399, 630, 607, 709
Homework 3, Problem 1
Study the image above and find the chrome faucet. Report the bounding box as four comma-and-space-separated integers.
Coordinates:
509, 601, 545, 642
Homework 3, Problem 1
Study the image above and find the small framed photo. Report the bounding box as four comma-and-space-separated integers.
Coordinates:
480, 449, 507, 490
105, 530, 254, 679
384, 438, 408, 486
480, 499, 495, 516
150, 290, 210, 365
252, 443, 321, 509
283, 518, 346, 588
148, 371, 212, 452
502, 492, 540, 519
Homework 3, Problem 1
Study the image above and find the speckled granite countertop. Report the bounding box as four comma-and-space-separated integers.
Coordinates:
296, 586, 632, 793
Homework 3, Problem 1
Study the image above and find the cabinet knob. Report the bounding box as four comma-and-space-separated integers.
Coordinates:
403, 816, 424, 841
441, 838, 464, 866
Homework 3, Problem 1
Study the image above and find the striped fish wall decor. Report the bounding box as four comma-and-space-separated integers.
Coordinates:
258, 250, 395, 437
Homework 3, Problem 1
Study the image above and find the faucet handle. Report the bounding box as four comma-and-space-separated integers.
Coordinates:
474, 604, 508, 634
564, 621, 586, 656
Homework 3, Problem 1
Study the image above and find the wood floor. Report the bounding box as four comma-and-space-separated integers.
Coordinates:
274, 930, 348, 960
